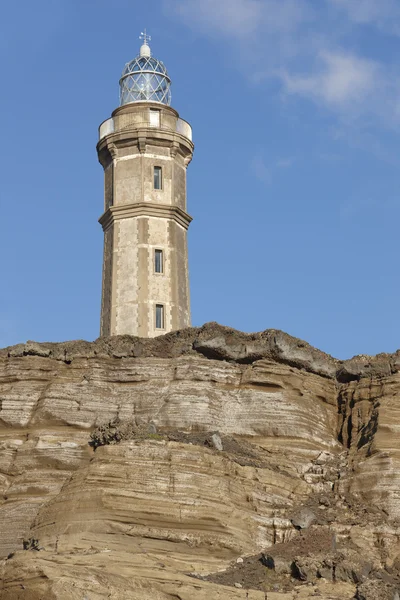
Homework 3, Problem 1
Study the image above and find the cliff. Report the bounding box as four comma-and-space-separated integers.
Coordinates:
1, 323, 400, 600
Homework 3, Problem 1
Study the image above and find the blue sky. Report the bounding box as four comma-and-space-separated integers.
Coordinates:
1, 0, 399, 359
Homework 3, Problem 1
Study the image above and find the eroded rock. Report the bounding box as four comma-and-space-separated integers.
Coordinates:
1, 323, 400, 599
291, 508, 317, 530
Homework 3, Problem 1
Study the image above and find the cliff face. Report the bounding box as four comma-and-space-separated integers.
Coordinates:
1, 323, 400, 600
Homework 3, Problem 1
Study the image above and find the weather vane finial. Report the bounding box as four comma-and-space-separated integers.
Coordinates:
140, 29, 151, 46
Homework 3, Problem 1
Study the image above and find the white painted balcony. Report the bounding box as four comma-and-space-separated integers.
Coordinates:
176, 118, 192, 141
99, 118, 114, 140
99, 115, 192, 142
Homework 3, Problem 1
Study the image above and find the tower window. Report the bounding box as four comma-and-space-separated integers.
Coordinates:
150, 109, 160, 127
154, 166, 162, 190
155, 249, 164, 274
155, 304, 165, 329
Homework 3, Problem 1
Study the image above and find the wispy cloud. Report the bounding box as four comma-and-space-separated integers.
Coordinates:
168, 0, 310, 38
251, 155, 294, 185
328, 0, 400, 34
280, 51, 378, 107
169, 0, 263, 37
167, 0, 314, 73
167, 0, 400, 131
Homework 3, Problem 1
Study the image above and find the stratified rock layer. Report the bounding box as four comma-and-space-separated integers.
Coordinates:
0, 323, 400, 599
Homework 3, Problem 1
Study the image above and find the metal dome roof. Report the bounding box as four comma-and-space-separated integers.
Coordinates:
119, 33, 171, 106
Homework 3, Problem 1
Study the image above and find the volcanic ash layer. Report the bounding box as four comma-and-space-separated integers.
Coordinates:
1, 322, 400, 599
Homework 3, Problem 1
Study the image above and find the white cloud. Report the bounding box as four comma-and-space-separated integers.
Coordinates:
276, 158, 294, 168
251, 156, 272, 184
251, 155, 294, 184
167, 0, 400, 129
281, 52, 378, 107
329, 0, 400, 32
169, 0, 263, 37
168, 0, 311, 39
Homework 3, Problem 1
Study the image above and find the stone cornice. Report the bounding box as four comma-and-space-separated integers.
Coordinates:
99, 203, 193, 232
97, 129, 194, 169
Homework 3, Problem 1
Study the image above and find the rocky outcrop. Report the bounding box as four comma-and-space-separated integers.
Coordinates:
0, 323, 400, 599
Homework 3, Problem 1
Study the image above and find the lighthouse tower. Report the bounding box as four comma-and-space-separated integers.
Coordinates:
97, 33, 194, 338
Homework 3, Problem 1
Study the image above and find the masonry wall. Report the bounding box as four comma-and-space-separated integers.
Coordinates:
97, 102, 193, 338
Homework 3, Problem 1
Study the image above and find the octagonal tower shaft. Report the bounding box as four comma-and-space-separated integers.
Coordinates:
97, 102, 194, 337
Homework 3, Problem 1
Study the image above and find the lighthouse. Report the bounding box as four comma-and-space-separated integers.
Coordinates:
97, 32, 194, 338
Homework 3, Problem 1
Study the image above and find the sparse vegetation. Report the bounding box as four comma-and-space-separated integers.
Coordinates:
89, 418, 162, 449
23, 538, 40, 551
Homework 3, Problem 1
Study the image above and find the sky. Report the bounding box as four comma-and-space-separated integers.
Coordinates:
1, 0, 400, 359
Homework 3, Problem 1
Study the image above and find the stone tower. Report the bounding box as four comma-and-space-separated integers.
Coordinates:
97, 34, 194, 338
